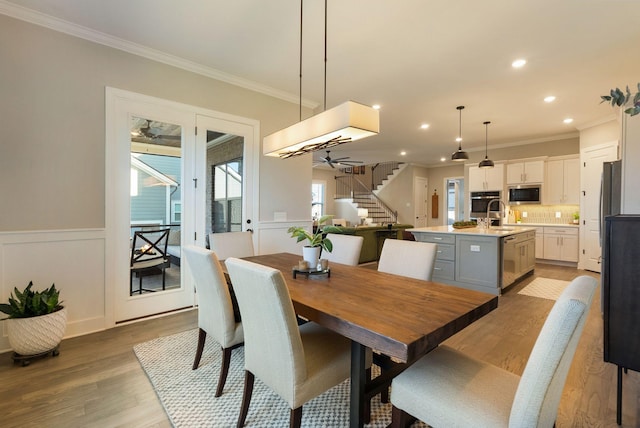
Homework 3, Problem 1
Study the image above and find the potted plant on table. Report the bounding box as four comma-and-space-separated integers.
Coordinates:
0, 281, 67, 365
287, 215, 342, 268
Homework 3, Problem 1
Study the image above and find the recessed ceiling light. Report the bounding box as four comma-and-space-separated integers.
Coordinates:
440, 157, 446, 162
420, 123, 430, 129
544, 96, 556, 103
372, 104, 381, 110
512, 59, 527, 68
563, 118, 573, 124
400, 151, 407, 156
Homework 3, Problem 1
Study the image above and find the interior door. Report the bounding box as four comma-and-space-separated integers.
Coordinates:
413, 177, 428, 227
580, 142, 618, 272
194, 115, 256, 250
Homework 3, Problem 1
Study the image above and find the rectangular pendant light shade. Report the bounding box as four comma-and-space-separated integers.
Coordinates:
263, 100, 379, 157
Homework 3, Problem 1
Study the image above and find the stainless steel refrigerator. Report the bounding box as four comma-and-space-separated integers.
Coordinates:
600, 160, 622, 243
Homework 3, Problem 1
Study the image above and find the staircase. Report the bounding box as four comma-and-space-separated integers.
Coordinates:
335, 162, 404, 224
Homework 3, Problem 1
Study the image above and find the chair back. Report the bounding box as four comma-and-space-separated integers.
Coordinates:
323, 233, 364, 266
209, 231, 255, 260
182, 245, 240, 347
130, 228, 170, 267
509, 275, 597, 427
225, 257, 306, 401
377, 239, 437, 281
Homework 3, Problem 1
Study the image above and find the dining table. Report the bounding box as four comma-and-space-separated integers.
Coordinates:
226, 252, 499, 428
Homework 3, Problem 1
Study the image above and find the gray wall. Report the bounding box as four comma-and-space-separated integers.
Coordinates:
0, 14, 313, 232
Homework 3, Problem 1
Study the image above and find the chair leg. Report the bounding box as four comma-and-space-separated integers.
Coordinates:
192, 328, 207, 370
237, 370, 254, 428
364, 367, 372, 424
139, 273, 143, 294
391, 405, 413, 428
130, 271, 134, 296
162, 266, 166, 290
289, 407, 302, 428
216, 346, 233, 397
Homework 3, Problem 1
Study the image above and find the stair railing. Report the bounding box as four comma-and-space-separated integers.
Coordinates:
335, 175, 398, 223
371, 161, 402, 189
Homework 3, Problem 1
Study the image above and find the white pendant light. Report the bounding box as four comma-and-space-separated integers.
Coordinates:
479, 121, 495, 168
451, 105, 469, 161
263, 0, 379, 158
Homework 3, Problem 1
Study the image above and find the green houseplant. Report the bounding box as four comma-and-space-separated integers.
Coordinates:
288, 215, 342, 267
0, 281, 67, 363
601, 84, 640, 116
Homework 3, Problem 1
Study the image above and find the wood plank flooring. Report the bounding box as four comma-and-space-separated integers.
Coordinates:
0, 263, 637, 427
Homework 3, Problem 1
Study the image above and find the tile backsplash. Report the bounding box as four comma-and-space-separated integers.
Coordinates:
506, 204, 579, 225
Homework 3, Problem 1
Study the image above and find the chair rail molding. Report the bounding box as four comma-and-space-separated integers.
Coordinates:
0, 228, 106, 353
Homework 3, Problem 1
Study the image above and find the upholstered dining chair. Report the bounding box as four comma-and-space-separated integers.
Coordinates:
390, 275, 597, 428
377, 239, 438, 281
130, 228, 171, 295
322, 233, 364, 266
182, 245, 244, 397
208, 231, 255, 260
225, 257, 354, 428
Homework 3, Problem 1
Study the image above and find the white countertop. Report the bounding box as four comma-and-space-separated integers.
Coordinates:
407, 225, 537, 237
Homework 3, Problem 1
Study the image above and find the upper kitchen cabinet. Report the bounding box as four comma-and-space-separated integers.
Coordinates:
506, 159, 545, 185
469, 163, 504, 192
545, 155, 580, 205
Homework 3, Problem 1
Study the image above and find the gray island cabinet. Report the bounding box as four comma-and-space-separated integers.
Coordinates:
407, 226, 536, 295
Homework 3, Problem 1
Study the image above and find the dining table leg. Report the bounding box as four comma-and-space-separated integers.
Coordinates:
350, 340, 366, 428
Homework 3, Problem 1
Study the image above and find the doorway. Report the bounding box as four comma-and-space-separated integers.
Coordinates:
445, 177, 465, 225
106, 88, 258, 325
413, 177, 428, 227
580, 141, 618, 272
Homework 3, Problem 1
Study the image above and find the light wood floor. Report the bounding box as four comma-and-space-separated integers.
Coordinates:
0, 263, 637, 427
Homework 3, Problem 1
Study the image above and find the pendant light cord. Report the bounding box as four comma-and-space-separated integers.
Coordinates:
323, 0, 327, 112
484, 121, 490, 156
299, 0, 303, 121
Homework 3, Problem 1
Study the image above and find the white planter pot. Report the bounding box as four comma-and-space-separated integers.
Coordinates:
6, 307, 67, 356
302, 246, 321, 269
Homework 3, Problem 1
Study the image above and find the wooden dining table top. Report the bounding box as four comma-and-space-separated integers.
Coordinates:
229, 252, 499, 363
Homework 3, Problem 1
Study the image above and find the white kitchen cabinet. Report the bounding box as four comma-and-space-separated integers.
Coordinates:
469, 164, 504, 191
545, 156, 580, 205
542, 226, 579, 262
506, 160, 544, 184
534, 227, 544, 259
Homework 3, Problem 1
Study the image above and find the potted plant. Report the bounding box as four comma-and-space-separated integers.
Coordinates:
0, 281, 67, 365
573, 212, 580, 225
601, 84, 640, 116
287, 215, 342, 268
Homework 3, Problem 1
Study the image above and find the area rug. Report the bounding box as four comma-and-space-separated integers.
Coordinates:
518, 277, 571, 301
134, 329, 424, 427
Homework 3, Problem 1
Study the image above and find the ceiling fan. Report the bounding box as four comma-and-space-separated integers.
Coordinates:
132, 119, 181, 141
313, 150, 364, 168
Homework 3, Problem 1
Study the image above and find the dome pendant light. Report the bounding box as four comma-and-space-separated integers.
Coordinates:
451, 105, 469, 161
479, 121, 495, 168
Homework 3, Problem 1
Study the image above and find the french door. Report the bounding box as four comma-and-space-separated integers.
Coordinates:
106, 88, 258, 324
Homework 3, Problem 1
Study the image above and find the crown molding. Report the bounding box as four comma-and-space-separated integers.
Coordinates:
0, 0, 318, 110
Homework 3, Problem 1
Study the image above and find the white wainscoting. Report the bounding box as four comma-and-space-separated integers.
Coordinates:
0, 229, 106, 353
256, 221, 311, 256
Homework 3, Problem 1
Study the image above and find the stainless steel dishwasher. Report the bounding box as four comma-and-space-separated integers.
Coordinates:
502, 235, 517, 288
502, 231, 536, 288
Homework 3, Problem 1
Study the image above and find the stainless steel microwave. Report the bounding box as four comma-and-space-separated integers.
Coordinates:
507, 184, 541, 204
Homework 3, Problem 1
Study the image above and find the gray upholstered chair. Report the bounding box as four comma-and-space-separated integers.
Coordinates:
377, 239, 438, 281
390, 275, 597, 428
323, 233, 364, 266
182, 245, 244, 397
208, 231, 255, 260
225, 257, 353, 428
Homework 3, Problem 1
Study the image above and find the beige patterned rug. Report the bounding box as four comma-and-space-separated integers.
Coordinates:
134, 329, 426, 427
518, 277, 571, 301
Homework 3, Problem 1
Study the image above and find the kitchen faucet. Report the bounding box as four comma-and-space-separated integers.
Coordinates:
486, 199, 506, 228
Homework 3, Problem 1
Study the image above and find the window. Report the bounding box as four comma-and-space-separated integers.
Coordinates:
311, 181, 326, 220
172, 201, 182, 223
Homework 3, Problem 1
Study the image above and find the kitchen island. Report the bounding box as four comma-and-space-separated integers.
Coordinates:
408, 225, 536, 295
